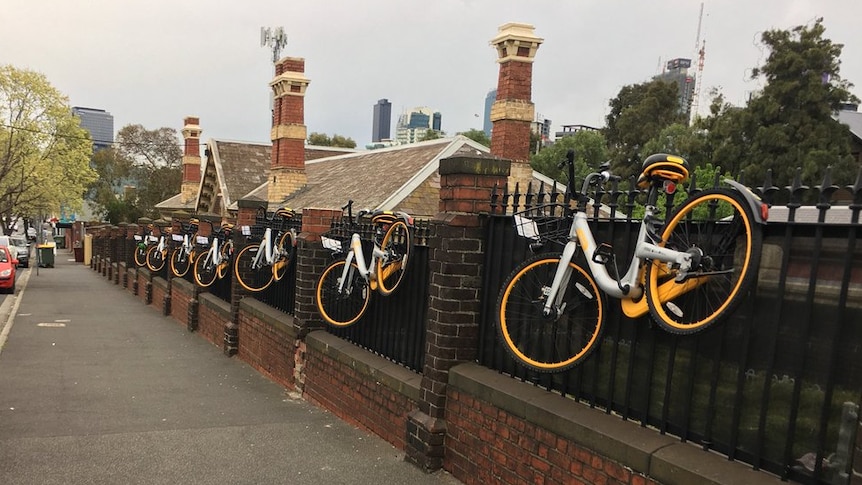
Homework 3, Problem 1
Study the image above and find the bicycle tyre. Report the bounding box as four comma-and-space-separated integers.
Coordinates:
375, 220, 413, 296
316, 260, 371, 327
234, 244, 273, 292
497, 253, 605, 372
170, 247, 193, 278
193, 251, 218, 287
133, 244, 148, 267
217, 241, 233, 280
273, 231, 295, 282
146, 245, 167, 272
645, 187, 762, 334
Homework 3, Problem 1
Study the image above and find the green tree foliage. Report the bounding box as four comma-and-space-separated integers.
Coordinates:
0, 65, 97, 233
307, 132, 357, 148
706, 19, 859, 187
603, 79, 687, 180
114, 125, 182, 220
86, 148, 141, 224
531, 130, 608, 187
419, 129, 444, 142
457, 128, 490, 147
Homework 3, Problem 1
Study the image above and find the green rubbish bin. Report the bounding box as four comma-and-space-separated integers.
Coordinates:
53, 235, 66, 249
37, 244, 54, 268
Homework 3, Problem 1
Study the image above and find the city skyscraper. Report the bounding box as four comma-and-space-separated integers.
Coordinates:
372, 99, 392, 142
653, 58, 696, 122
395, 107, 442, 145
72, 106, 114, 151
483, 89, 496, 138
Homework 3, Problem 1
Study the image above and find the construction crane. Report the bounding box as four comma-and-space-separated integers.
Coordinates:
690, 3, 706, 124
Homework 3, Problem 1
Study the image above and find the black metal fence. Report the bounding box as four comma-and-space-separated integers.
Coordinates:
477, 169, 862, 485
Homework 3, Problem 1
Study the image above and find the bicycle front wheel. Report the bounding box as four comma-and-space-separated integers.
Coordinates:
170, 247, 193, 278
375, 221, 413, 296
193, 252, 218, 287
234, 244, 273, 292
497, 254, 605, 372
217, 241, 233, 279
646, 187, 762, 334
133, 244, 148, 267
146, 246, 166, 272
273, 231, 295, 282
316, 260, 371, 327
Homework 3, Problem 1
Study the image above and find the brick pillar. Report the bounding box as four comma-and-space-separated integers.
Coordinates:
268, 57, 310, 205
181, 117, 202, 205
405, 155, 510, 472
123, 223, 138, 288
489, 22, 542, 193
225, 200, 263, 356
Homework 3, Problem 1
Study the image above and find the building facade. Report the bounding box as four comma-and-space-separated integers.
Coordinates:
72, 107, 114, 151
653, 58, 696, 122
395, 107, 441, 145
483, 89, 496, 138
372, 98, 392, 143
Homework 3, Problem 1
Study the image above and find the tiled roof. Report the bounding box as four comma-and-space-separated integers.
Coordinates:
154, 193, 194, 212
210, 140, 272, 211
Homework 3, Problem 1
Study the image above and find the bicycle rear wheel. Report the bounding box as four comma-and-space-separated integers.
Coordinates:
316, 260, 371, 327
133, 244, 148, 267
146, 246, 166, 272
273, 231, 295, 282
234, 244, 273, 292
375, 220, 413, 296
170, 247, 193, 278
497, 253, 605, 372
646, 187, 762, 334
193, 252, 218, 287
216, 241, 233, 279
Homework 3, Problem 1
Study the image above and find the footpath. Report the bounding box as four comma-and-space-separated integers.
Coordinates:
0, 249, 460, 485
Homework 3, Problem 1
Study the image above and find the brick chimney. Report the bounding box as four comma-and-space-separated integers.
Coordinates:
268, 57, 310, 205
489, 23, 543, 192
180, 116, 202, 205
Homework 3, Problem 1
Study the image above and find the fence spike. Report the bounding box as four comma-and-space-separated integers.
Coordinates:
849, 166, 862, 210
786, 167, 809, 209
490, 182, 499, 214
757, 169, 779, 205
816, 166, 839, 209
512, 181, 522, 214
713, 166, 722, 188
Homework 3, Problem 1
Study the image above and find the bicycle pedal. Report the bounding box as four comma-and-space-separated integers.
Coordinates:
592, 243, 614, 265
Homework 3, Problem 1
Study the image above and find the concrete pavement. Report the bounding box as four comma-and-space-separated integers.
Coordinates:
0, 250, 461, 485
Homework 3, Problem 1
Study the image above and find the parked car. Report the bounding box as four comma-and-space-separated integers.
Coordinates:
0, 245, 18, 293
9, 236, 29, 268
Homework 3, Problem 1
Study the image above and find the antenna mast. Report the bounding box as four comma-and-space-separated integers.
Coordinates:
690, 3, 705, 124
260, 26, 288, 65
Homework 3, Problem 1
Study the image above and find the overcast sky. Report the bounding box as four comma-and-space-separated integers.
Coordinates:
3, 1, 861, 148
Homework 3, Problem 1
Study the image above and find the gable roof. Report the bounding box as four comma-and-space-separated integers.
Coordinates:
836, 109, 862, 141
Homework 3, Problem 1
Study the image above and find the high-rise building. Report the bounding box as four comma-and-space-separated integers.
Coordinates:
483, 89, 496, 138
653, 58, 696, 122
72, 107, 114, 151
395, 107, 442, 145
372, 99, 392, 142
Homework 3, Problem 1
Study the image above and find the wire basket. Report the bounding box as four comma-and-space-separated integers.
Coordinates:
320, 228, 351, 253
512, 203, 573, 247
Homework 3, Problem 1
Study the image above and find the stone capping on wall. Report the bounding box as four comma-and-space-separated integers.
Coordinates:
448, 363, 784, 485
152, 276, 168, 294
199, 291, 232, 319
238, 297, 296, 338
306, 330, 422, 403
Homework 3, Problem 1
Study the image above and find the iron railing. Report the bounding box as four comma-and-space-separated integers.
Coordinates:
478, 168, 862, 485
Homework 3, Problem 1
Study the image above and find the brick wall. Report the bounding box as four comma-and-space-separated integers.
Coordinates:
236, 298, 297, 389
197, 294, 231, 349
170, 279, 195, 328
151, 277, 168, 313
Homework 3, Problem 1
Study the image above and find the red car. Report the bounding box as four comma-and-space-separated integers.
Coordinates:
0, 245, 18, 293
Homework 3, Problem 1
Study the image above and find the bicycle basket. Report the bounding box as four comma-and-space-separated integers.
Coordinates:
320, 227, 352, 254
512, 203, 572, 246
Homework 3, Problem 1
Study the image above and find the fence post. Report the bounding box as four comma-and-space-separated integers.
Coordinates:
226, 200, 260, 356
405, 154, 510, 472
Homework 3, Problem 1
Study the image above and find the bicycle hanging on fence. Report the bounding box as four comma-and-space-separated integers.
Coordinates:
169, 218, 199, 278
496, 150, 767, 372
145, 220, 172, 272
234, 207, 297, 292
192, 220, 235, 287
315, 200, 415, 327
133, 223, 157, 268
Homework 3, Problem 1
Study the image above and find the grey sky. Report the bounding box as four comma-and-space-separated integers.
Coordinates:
3, 1, 860, 148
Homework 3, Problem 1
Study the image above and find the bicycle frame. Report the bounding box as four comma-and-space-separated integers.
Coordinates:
199, 233, 222, 268
250, 227, 293, 269
335, 233, 388, 293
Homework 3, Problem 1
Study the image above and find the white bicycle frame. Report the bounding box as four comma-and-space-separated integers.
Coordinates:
198, 233, 222, 269
533, 172, 694, 318
172, 232, 193, 259
324, 232, 389, 294
250, 227, 295, 269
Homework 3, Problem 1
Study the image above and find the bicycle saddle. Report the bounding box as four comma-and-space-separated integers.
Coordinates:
636, 153, 690, 189
370, 210, 398, 226
275, 207, 295, 219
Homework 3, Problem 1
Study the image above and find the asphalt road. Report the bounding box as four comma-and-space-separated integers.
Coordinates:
0, 251, 461, 485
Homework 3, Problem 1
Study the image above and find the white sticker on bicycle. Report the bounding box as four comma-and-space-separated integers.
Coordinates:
241, 225, 251, 236
172, 234, 183, 242
321, 236, 341, 251
196, 236, 209, 245
134, 235, 142, 241
514, 215, 540, 240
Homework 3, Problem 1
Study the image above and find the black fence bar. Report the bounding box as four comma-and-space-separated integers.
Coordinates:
477, 168, 862, 485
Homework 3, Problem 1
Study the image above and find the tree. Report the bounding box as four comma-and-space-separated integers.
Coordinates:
114, 124, 182, 219
0, 65, 97, 233
603, 79, 688, 180
307, 132, 357, 148
531, 130, 608, 187
419, 129, 443, 142
641, 123, 707, 169
457, 128, 490, 147
86, 147, 141, 224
